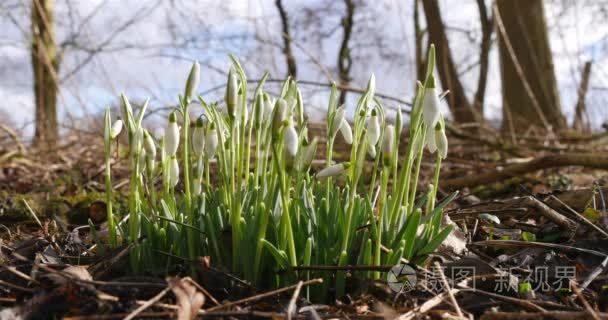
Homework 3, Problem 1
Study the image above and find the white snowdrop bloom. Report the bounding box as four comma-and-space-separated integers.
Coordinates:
330, 106, 345, 138
143, 130, 156, 159
316, 162, 349, 179
368, 144, 376, 158
283, 121, 298, 157
436, 127, 448, 159
192, 119, 205, 157
164, 112, 180, 156
205, 126, 219, 159
110, 119, 123, 139
426, 125, 437, 154
184, 60, 200, 101
132, 126, 144, 154
422, 76, 441, 131
366, 110, 380, 146
339, 119, 352, 145
169, 156, 179, 187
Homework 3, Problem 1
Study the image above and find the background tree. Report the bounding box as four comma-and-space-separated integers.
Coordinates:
495, 0, 567, 134
31, 0, 59, 148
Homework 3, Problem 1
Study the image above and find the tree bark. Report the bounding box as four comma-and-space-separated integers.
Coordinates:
421, 0, 477, 124
337, 0, 355, 106
275, 0, 297, 78
31, 0, 60, 149
495, 0, 566, 134
573, 61, 592, 133
473, 0, 493, 118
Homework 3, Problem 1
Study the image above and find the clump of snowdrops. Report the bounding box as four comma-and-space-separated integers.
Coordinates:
101, 45, 453, 298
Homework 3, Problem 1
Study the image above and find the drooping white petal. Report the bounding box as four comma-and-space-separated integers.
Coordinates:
316, 162, 349, 179
436, 128, 448, 159
426, 125, 437, 153
367, 144, 376, 158
192, 120, 205, 157
422, 88, 441, 130
110, 120, 123, 139
366, 112, 380, 146
169, 156, 179, 187
339, 119, 352, 145
164, 112, 180, 156
205, 128, 219, 159
283, 121, 299, 157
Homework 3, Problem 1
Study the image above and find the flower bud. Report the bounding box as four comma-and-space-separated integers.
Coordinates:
193, 182, 202, 196
192, 118, 205, 157
263, 94, 273, 121
366, 74, 376, 101
169, 155, 179, 187
144, 129, 156, 159
110, 119, 123, 139
132, 126, 144, 154
205, 124, 218, 159
138, 148, 147, 175
226, 69, 238, 118
283, 120, 298, 157
366, 109, 380, 146
184, 60, 200, 102
164, 111, 180, 156
329, 106, 345, 138
436, 127, 448, 159
296, 137, 317, 172
272, 98, 288, 136
316, 162, 349, 179
339, 119, 352, 145
382, 125, 394, 165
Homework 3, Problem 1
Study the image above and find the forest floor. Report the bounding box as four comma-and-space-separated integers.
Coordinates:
1, 123, 608, 319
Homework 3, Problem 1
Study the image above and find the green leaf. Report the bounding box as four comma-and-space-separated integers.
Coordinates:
261, 239, 290, 269
417, 224, 455, 256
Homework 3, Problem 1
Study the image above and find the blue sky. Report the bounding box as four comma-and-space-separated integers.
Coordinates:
1, 0, 607, 138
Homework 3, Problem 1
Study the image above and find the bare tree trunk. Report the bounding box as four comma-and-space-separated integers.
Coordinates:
275, 0, 297, 78
414, 0, 425, 82
573, 61, 592, 133
473, 0, 493, 118
337, 0, 355, 106
31, 0, 59, 149
495, 0, 566, 134
421, 0, 477, 124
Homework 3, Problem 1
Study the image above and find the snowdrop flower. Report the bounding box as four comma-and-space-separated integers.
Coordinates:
205, 124, 218, 159
368, 144, 376, 158
164, 111, 180, 156
283, 120, 299, 157
226, 69, 238, 118
110, 119, 123, 139
192, 118, 205, 157
316, 162, 350, 179
184, 60, 200, 102
329, 106, 345, 138
169, 155, 179, 187
366, 109, 380, 146
422, 75, 441, 132
339, 119, 353, 145
263, 94, 274, 121
426, 125, 437, 153
143, 130, 156, 159
132, 126, 144, 154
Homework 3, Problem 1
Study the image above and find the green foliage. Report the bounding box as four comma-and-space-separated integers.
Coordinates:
101, 46, 453, 297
